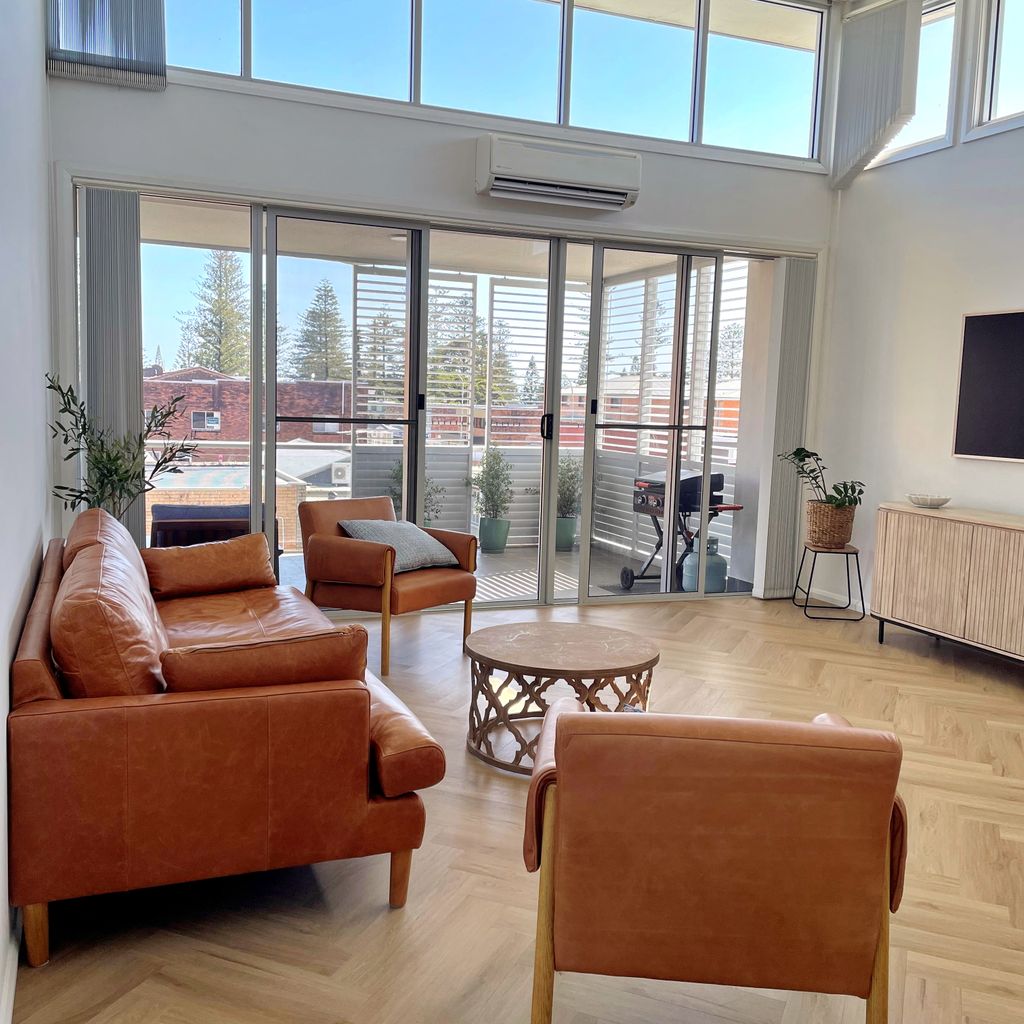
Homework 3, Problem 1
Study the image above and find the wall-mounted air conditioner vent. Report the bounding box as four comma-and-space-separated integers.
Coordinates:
476, 134, 642, 211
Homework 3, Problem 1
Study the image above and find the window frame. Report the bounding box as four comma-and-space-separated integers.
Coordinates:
165, 0, 831, 164
869, 0, 961, 170
967, 0, 1024, 138
192, 410, 222, 431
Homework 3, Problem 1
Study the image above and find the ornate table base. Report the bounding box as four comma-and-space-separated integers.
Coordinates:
466, 628, 657, 775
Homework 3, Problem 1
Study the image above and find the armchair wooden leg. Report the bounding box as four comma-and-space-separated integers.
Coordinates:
531, 789, 557, 1024
866, 836, 891, 1024
22, 903, 49, 967
380, 551, 394, 676
389, 849, 413, 908
463, 599, 473, 647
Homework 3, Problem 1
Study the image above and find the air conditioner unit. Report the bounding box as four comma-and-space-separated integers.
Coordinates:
475, 134, 642, 210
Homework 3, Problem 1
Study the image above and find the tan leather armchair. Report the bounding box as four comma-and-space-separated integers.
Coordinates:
524, 700, 907, 1024
299, 497, 477, 675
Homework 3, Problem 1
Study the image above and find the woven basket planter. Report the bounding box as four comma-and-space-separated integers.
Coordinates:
805, 500, 855, 549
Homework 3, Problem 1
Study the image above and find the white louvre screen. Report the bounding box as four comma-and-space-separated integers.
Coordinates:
832, 0, 921, 189
426, 272, 477, 446
352, 266, 407, 424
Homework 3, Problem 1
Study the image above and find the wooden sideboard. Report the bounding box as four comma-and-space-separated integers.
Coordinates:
872, 502, 1024, 661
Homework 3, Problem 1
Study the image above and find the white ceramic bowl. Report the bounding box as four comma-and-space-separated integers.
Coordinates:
907, 494, 951, 508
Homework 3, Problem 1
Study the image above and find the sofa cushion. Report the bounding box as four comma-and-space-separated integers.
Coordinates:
142, 532, 276, 600
162, 624, 368, 692
338, 519, 458, 573
366, 674, 446, 797
51, 544, 167, 698
158, 585, 335, 649
62, 507, 144, 574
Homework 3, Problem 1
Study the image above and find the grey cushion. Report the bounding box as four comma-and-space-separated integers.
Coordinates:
338, 520, 459, 574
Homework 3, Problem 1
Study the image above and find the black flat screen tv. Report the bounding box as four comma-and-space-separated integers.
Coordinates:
954, 311, 1024, 461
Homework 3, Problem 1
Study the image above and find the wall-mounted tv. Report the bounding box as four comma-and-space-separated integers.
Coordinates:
954, 311, 1024, 462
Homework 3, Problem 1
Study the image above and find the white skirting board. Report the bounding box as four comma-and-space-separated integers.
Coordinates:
0, 919, 19, 1023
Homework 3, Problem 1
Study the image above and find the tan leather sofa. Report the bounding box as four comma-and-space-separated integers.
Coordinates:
9, 509, 446, 967
299, 497, 477, 675
524, 700, 907, 1024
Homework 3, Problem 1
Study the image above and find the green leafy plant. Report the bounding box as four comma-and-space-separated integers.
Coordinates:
47, 374, 198, 521
471, 445, 513, 520
557, 454, 583, 519
777, 447, 864, 508
388, 460, 447, 524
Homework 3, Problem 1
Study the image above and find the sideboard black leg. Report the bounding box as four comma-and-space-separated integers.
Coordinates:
877, 619, 885, 645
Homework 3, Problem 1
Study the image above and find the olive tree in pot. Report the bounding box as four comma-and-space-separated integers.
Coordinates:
47, 374, 197, 523
778, 447, 864, 549
555, 454, 583, 552
473, 445, 514, 553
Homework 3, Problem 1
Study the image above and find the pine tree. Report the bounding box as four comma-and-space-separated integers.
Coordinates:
520, 354, 541, 404
175, 250, 250, 375
153, 345, 165, 371
288, 280, 350, 381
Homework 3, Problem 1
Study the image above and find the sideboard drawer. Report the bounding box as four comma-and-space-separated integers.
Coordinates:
966, 527, 1024, 656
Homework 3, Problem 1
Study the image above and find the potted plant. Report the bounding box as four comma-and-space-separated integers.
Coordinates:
473, 445, 514, 553
778, 447, 864, 549
47, 374, 197, 522
388, 461, 447, 524
555, 454, 583, 552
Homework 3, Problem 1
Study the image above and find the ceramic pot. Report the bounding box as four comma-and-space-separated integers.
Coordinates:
555, 516, 577, 552
478, 517, 511, 553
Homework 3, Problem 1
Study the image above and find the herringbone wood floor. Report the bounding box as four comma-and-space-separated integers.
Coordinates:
13, 598, 1024, 1023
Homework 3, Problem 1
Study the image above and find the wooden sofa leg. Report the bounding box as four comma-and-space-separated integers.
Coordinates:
463, 599, 473, 646
389, 850, 413, 909
866, 837, 891, 1024
531, 789, 557, 1024
22, 903, 49, 967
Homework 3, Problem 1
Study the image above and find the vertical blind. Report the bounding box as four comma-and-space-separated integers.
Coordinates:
47, 0, 167, 90
832, 0, 921, 188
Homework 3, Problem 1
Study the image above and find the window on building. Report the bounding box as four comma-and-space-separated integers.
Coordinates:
421, 0, 562, 122
570, 1, 696, 141
312, 421, 343, 434
165, 0, 241, 75
986, 0, 1024, 121
880, 2, 956, 156
701, 0, 822, 157
252, 0, 412, 100
192, 411, 222, 431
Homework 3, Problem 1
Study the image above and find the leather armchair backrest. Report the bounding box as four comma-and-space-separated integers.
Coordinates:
299, 497, 397, 550
550, 712, 902, 999
12, 539, 66, 707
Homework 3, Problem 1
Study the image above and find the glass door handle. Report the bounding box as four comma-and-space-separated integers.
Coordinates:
540, 412, 553, 440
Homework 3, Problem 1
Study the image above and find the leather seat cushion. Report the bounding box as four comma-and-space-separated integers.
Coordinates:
162, 624, 368, 692
313, 567, 476, 615
62, 508, 146, 574
51, 544, 168, 698
158, 586, 336, 649
366, 674, 446, 796
143, 532, 276, 599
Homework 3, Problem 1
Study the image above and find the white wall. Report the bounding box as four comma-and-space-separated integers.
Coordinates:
47, 77, 833, 253
0, 0, 53, 1007
817, 127, 1024, 598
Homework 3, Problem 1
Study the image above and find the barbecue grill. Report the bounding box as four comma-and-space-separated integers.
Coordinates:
621, 470, 742, 590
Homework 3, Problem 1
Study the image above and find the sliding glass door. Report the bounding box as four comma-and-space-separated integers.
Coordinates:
265, 212, 419, 591
581, 246, 728, 599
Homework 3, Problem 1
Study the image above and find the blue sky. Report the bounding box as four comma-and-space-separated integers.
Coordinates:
151, 1, 820, 366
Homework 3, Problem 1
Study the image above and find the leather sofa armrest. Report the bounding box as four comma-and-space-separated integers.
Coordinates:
365, 675, 446, 797
8, 680, 371, 907
812, 710, 907, 910
523, 697, 586, 872
305, 533, 394, 586
422, 528, 478, 573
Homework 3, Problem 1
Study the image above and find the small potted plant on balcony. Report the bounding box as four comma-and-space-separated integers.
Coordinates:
388, 461, 447, 524
473, 445, 514, 554
556, 454, 583, 552
778, 447, 864, 549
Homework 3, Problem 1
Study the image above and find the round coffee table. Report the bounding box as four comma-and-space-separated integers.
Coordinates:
465, 621, 660, 775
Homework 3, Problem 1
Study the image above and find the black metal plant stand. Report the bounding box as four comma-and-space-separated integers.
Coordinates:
792, 543, 865, 621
